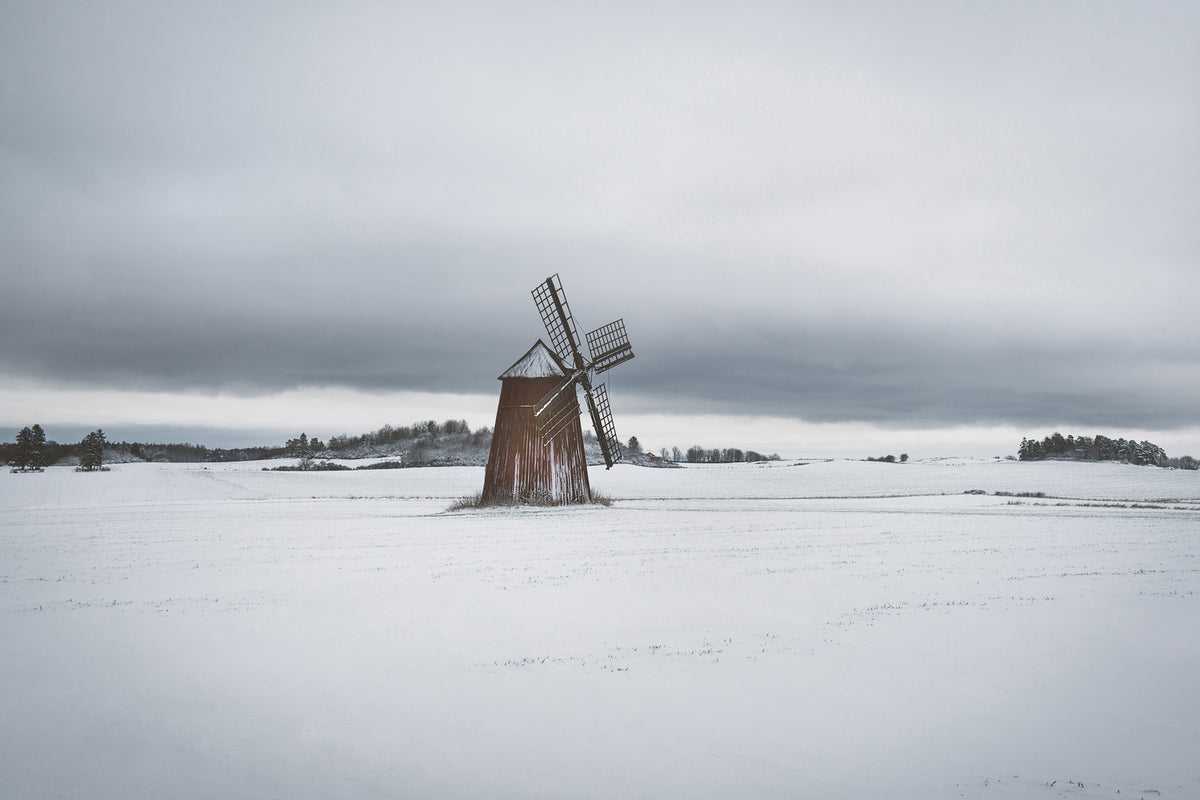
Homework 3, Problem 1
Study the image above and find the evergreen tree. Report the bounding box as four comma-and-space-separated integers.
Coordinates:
14, 427, 33, 470
29, 424, 47, 469
10, 425, 47, 470
79, 430, 107, 471
285, 433, 314, 459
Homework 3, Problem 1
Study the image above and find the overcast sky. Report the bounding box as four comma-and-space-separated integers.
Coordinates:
2, 1, 1198, 457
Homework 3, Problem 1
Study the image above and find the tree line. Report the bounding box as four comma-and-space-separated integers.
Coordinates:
645, 442, 781, 464
7, 425, 110, 472
278, 420, 493, 468
320, 419, 489, 455
3, 420, 494, 468
1018, 432, 1197, 469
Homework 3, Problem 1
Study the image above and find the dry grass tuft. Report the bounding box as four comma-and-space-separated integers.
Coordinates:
446, 490, 614, 511
446, 493, 484, 511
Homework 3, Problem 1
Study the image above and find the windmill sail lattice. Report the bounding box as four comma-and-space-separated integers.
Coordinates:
586, 320, 635, 374
532, 275, 582, 367
585, 382, 619, 463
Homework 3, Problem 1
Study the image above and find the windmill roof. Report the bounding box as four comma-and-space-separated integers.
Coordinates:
499, 340, 568, 379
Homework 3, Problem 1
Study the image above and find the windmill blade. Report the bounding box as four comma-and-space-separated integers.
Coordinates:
585, 319, 635, 374
584, 382, 622, 469
536, 384, 584, 442
533, 372, 581, 421
532, 274, 584, 367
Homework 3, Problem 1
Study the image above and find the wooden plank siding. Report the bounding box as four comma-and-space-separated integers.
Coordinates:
481, 374, 592, 505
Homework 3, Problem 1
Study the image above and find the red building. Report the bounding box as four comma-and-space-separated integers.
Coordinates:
481, 340, 592, 505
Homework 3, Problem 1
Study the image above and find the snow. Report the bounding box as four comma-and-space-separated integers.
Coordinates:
2, 459, 1198, 799
498, 340, 567, 379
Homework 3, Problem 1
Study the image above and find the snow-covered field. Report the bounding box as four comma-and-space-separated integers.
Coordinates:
2, 459, 1197, 799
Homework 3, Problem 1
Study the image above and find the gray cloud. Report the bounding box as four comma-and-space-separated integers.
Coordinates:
2, 1, 1197, 433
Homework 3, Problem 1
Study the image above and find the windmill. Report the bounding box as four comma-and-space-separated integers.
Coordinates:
481, 274, 634, 505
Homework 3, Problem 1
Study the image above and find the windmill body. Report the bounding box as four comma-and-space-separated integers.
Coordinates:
481, 275, 634, 505
482, 341, 591, 504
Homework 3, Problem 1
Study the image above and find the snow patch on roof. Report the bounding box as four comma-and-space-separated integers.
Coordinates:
499, 340, 567, 379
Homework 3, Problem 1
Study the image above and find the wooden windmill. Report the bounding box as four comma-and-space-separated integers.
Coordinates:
481, 274, 634, 505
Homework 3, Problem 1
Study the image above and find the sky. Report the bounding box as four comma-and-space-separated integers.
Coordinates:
2, 1, 1198, 458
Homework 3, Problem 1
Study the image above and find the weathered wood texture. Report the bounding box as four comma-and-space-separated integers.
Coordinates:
482, 373, 592, 505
